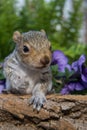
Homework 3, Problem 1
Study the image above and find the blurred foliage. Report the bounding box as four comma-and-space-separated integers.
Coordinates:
0, 0, 85, 61
52, 43, 86, 63
0, 0, 19, 60
51, 65, 62, 93
57, 0, 82, 46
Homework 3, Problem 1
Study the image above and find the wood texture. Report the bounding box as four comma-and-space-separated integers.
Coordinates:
0, 94, 87, 130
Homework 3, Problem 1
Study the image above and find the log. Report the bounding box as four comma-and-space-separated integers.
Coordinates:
0, 94, 87, 130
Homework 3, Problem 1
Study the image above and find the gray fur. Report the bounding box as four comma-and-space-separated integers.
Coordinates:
3, 30, 52, 111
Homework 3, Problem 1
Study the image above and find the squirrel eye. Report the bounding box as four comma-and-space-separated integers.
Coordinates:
23, 45, 29, 53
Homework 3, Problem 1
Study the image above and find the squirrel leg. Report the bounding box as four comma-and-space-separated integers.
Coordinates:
29, 82, 50, 111
4, 70, 28, 94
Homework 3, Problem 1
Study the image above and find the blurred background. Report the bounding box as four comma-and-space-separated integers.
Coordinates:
0, 0, 87, 62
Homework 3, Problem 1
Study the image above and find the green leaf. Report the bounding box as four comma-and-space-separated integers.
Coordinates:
57, 71, 65, 77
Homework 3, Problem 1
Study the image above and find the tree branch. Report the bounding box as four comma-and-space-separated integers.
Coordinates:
0, 94, 87, 130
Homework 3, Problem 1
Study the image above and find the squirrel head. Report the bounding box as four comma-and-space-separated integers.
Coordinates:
13, 30, 52, 69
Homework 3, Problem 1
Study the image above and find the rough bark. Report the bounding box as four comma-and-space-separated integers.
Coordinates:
0, 94, 87, 130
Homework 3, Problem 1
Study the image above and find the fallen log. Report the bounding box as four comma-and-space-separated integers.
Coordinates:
0, 94, 87, 130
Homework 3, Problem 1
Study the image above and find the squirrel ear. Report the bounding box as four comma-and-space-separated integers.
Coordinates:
41, 29, 46, 35
13, 31, 22, 43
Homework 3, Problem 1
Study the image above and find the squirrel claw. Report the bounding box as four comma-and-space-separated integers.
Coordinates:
29, 94, 46, 111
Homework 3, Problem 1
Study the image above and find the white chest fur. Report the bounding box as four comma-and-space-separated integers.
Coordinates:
3, 51, 36, 94
3, 50, 52, 94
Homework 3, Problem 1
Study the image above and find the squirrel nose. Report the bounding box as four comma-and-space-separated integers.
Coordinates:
40, 56, 50, 65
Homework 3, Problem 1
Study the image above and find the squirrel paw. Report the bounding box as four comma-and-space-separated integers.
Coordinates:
29, 93, 46, 111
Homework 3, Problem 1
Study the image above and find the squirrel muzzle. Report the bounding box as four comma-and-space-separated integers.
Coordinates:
40, 55, 50, 66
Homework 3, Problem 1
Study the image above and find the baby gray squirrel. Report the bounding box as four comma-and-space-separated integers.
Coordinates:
3, 30, 52, 111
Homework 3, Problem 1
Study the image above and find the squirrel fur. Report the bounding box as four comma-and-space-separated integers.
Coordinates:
3, 30, 52, 111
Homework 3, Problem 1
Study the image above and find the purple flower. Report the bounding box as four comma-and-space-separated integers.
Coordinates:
71, 54, 86, 72
70, 54, 87, 84
61, 81, 84, 95
60, 54, 87, 94
60, 85, 70, 94
51, 50, 87, 94
0, 79, 6, 93
81, 66, 87, 84
52, 50, 68, 72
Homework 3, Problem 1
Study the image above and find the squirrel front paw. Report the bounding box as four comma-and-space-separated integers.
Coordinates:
29, 93, 46, 111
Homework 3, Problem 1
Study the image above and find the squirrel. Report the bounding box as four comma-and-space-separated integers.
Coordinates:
3, 30, 52, 111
